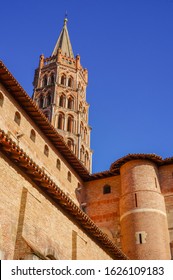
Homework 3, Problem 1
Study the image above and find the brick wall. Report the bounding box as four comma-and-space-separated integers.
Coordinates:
84, 176, 121, 246
0, 152, 112, 260
159, 165, 173, 256
0, 84, 83, 205
120, 160, 171, 259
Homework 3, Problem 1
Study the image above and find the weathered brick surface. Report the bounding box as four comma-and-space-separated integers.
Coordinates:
1, 78, 173, 260
0, 84, 83, 205
85, 176, 121, 245
159, 165, 173, 251
120, 160, 170, 259
0, 152, 112, 260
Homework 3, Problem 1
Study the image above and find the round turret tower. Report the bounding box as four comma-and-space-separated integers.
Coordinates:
119, 157, 170, 259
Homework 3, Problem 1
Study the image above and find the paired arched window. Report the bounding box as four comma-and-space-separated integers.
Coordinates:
84, 151, 89, 167
67, 138, 75, 153
61, 75, 66, 85
50, 73, 55, 84
67, 115, 74, 133
59, 94, 66, 107
80, 145, 85, 162
0, 92, 4, 107
43, 75, 48, 86
57, 113, 65, 130
46, 92, 51, 107
44, 145, 49, 157
67, 96, 74, 109
14, 111, 21, 126
30, 129, 36, 142
68, 77, 73, 88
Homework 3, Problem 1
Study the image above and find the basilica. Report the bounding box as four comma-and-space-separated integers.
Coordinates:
0, 18, 172, 260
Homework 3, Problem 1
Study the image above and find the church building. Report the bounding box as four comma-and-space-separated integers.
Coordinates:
0, 18, 172, 260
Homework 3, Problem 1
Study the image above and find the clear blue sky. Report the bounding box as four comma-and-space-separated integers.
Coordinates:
1, 0, 173, 173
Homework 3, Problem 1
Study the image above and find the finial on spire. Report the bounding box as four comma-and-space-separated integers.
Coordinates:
64, 11, 68, 25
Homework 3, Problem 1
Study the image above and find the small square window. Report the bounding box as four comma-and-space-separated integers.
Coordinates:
103, 185, 111, 194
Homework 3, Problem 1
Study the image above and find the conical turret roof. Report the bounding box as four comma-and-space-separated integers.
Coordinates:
52, 18, 74, 58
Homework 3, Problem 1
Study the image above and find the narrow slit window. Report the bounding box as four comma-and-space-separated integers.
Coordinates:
56, 159, 61, 170
135, 193, 138, 207
14, 111, 21, 126
67, 171, 71, 182
30, 129, 36, 142
139, 233, 142, 244
44, 145, 49, 157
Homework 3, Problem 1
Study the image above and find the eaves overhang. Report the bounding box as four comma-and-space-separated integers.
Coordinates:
0, 129, 128, 260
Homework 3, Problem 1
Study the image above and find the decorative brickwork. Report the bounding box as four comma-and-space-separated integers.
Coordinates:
0, 18, 173, 260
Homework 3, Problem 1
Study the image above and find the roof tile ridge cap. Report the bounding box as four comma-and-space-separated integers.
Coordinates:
110, 153, 163, 171
162, 156, 173, 164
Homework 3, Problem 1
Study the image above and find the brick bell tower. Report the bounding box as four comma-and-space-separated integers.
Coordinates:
32, 17, 92, 172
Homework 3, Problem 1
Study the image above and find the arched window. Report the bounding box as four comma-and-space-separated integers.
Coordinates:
80, 122, 84, 139
103, 185, 111, 194
68, 77, 73, 88
46, 93, 51, 107
67, 115, 74, 133
67, 96, 74, 110
84, 128, 87, 142
14, 111, 21, 126
80, 145, 85, 162
43, 75, 48, 86
30, 129, 36, 142
67, 138, 75, 152
57, 113, 65, 130
84, 151, 89, 167
44, 145, 49, 157
67, 171, 71, 182
56, 159, 61, 170
51, 73, 55, 84
59, 94, 66, 107
39, 96, 44, 108
61, 75, 66, 85
0, 92, 4, 107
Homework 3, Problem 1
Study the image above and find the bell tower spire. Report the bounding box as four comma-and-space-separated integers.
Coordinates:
32, 18, 93, 172
52, 16, 74, 58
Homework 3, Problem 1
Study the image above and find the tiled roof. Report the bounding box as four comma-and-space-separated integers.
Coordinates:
89, 153, 173, 180
0, 129, 128, 260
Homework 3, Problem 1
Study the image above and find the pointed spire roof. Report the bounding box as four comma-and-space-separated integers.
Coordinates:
52, 17, 74, 58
